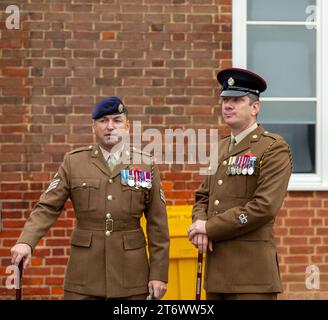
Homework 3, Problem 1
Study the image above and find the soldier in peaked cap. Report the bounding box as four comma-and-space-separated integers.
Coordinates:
11, 96, 169, 300
188, 68, 292, 300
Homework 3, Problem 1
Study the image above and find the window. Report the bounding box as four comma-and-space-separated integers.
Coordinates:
233, 0, 328, 190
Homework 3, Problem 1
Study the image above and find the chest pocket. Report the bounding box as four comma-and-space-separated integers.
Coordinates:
121, 185, 146, 216
71, 178, 100, 212
220, 165, 259, 199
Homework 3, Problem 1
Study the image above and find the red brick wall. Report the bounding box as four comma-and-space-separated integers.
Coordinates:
1, 0, 327, 299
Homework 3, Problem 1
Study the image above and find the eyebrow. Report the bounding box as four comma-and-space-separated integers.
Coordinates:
98, 115, 124, 120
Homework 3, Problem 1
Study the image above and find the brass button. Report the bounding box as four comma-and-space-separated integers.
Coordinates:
264, 131, 268, 134
252, 134, 258, 139
82, 182, 87, 187
222, 160, 227, 166
109, 179, 113, 184
214, 200, 220, 206
217, 180, 223, 185
106, 213, 111, 219
214, 211, 218, 215
107, 195, 112, 200
89, 145, 92, 149
105, 230, 111, 237
94, 150, 99, 155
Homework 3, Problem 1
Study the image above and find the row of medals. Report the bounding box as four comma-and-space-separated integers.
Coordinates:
226, 156, 257, 176
120, 169, 152, 189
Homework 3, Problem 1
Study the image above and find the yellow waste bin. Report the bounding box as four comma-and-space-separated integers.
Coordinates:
142, 206, 206, 300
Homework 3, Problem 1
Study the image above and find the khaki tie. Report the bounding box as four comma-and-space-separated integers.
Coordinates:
229, 137, 236, 152
107, 155, 116, 172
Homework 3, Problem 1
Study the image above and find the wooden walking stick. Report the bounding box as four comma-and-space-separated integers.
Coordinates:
15, 259, 23, 300
195, 250, 203, 300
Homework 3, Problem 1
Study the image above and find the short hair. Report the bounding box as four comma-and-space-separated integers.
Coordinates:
247, 93, 259, 106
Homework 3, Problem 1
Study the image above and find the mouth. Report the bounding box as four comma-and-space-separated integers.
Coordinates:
104, 133, 115, 137
223, 113, 235, 117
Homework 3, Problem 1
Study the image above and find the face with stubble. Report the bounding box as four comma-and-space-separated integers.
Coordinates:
92, 113, 130, 151
221, 95, 260, 135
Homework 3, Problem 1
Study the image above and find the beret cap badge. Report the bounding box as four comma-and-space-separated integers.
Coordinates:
228, 77, 235, 86
118, 104, 123, 113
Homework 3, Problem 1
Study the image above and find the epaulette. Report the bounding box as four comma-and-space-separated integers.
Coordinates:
132, 146, 153, 160
132, 147, 154, 178
261, 130, 283, 141
259, 131, 291, 168
67, 145, 94, 155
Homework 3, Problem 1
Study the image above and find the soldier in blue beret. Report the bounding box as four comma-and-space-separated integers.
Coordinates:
11, 96, 169, 300
188, 68, 293, 300
92, 96, 128, 120
91, 96, 129, 151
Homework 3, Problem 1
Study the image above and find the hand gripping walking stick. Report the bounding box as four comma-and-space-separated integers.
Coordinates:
195, 250, 203, 300
15, 259, 23, 300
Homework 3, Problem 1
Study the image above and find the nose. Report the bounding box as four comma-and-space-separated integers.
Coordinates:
106, 119, 114, 130
223, 99, 233, 109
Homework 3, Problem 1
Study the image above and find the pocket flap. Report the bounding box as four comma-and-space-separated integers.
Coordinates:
71, 178, 100, 189
123, 231, 146, 250
71, 229, 92, 247
121, 185, 145, 193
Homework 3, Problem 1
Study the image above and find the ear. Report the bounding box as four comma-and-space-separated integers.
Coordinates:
252, 100, 260, 116
92, 120, 96, 134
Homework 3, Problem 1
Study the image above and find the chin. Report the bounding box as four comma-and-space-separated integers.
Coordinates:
104, 136, 118, 144
223, 118, 235, 125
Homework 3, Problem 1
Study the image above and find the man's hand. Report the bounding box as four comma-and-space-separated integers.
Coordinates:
10, 243, 32, 269
148, 280, 167, 299
188, 220, 207, 239
188, 221, 213, 253
190, 234, 213, 254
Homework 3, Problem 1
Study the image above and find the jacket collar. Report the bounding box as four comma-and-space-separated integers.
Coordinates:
224, 124, 264, 158
90, 144, 132, 178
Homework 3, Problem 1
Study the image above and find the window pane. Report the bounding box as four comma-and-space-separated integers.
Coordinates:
247, 26, 316, 97
247, 0, 316, 21
263, 123, 315, 173
258, 101, 316, 124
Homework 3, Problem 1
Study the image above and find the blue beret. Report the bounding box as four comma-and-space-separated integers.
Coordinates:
92, 96, 127, 119
217, 68, 267, 97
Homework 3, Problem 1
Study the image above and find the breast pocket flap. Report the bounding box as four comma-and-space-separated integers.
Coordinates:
71, 229, 92, 247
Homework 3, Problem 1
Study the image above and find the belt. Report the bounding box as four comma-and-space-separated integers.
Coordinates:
76, 219, 141, 232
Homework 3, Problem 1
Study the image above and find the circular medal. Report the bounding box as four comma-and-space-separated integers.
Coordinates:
248, 167, 254, 175
128, 179, 135, 187
141, 181, 147, 188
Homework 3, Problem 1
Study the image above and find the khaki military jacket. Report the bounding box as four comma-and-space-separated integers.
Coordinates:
192, 124, 292, 293
17, 144, 169, 298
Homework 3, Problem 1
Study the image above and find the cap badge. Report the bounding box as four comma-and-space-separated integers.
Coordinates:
118, 104, 123, 112
228, 77, 235, 86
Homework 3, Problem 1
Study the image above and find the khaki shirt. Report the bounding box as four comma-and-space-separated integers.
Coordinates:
18, 144, 169, 298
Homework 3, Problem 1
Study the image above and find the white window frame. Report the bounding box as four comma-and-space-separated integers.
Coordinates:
232, 0, 328, 190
